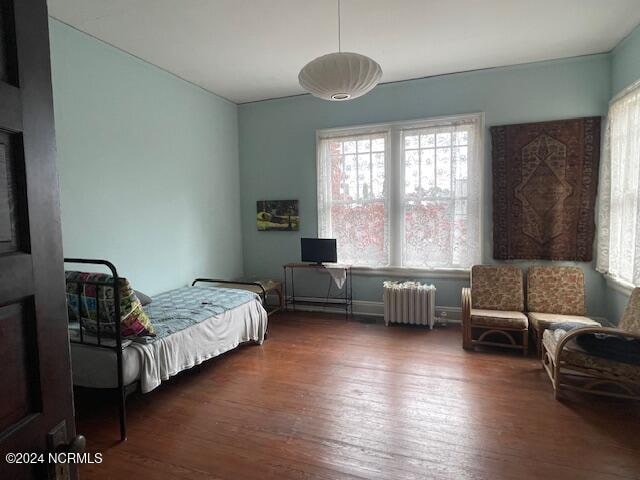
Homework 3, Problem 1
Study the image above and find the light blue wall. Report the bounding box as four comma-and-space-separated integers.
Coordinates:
604, 23, 640, 322
49, 15, 637, 317
238, 55, 612, 316
50, 19, 243, 295
607, 288, 631, 324
611, 24, 640, 96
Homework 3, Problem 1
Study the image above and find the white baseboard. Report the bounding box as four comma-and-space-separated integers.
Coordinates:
287, 297, 462, 324
286, 299, 609, 328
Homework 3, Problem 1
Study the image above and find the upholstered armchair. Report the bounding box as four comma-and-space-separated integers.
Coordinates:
527, 266, 600, 356
542, 287, 640, 401
462, 265, 528, 355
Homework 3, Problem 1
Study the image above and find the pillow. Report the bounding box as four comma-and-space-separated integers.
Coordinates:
66, 271, 155, 337
135, 290, 152, 306
576, 333, 640, 365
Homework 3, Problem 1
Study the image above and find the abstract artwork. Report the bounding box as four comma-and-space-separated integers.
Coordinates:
256, 200, 299, 231
491, 117, 600, 261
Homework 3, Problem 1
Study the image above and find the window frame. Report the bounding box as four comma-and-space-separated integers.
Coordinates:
597, 78, 640, 293
316, 112, 485, 273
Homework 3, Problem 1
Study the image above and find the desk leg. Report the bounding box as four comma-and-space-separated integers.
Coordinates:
283, 266, 287, 312
291, 268, 295, 312
348, 268, 353, 319
276, 284, 284, 311
345, 269, 348, 320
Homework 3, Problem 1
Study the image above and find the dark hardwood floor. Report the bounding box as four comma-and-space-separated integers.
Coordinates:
76, 312, 640, 480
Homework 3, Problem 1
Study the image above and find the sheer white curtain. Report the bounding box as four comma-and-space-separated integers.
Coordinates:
597, 82, 640, 286
317, 129, 390, 266
399, 116, 483, 269
317, 113, 483, 269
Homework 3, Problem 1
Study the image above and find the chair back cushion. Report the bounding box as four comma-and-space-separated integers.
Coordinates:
619, 288, 640, 334
471, 265, 524, 311
527, 266, 586, 315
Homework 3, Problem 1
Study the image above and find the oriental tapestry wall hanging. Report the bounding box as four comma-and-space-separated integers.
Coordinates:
491, 117, 600, 261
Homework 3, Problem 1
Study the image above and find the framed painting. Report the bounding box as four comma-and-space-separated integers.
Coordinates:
257, 200, 299, 231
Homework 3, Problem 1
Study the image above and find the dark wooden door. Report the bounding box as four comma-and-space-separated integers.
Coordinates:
0, 0, 77, 478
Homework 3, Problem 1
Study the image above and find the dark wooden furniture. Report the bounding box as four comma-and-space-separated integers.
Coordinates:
75, 313, 640, 480
462, 265, 529, 356
0, 1, 80, 479
283, 263, 352, 317
526, 266, 599, 357
542, 287, 640, 401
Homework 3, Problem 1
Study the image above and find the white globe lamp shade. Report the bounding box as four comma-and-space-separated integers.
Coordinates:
298, 52, 382, 101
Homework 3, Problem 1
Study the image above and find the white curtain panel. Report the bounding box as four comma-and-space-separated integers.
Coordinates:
398, 119, 482, 269
597, 82, 640, 286
317, 129, 391, 267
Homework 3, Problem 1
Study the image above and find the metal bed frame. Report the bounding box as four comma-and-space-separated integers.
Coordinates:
192, 278, 267, 305
193, 278, 285, 317
64, 258, 131, 442
65, 259, 270, 442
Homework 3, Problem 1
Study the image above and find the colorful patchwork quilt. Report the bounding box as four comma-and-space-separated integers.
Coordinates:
66, 271, 155, 337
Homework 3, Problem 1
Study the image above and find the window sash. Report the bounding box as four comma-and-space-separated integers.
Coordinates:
317, 130, 391, 267
399, 123, 478, 268
317, 113, 483, 269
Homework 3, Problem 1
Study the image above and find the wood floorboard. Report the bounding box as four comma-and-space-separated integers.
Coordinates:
75, 312, 640, 480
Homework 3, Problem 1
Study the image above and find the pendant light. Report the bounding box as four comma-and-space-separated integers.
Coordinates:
298, 0, 382, 101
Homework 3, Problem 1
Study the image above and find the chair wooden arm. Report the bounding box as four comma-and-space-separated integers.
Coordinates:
462, 287, 472, 349
554, 326, 640, 363
462, 288, 471, 320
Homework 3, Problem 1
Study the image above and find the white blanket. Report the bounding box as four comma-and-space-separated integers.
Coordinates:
70, 298, 268, 393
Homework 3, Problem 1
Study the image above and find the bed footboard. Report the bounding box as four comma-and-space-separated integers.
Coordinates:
191, 278, 281, 316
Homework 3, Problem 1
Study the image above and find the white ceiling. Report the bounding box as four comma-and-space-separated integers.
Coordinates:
48, 0, 640, 104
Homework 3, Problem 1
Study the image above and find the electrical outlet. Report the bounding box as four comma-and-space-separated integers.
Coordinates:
436, 310, 449, 327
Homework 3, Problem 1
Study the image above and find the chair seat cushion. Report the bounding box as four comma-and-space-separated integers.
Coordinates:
528, 312, 600, 331
548, 321, 595, 332
470, 309, 528, 329
543, 329, 640, 383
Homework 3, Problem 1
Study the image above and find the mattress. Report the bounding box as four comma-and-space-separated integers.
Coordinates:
70, 286, 268, 393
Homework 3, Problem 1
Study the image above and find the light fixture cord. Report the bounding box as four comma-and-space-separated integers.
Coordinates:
338, 0, 341, 52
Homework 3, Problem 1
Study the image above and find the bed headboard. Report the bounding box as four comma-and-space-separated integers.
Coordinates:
64, 258, 122, 347
64, 258, 130, 441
